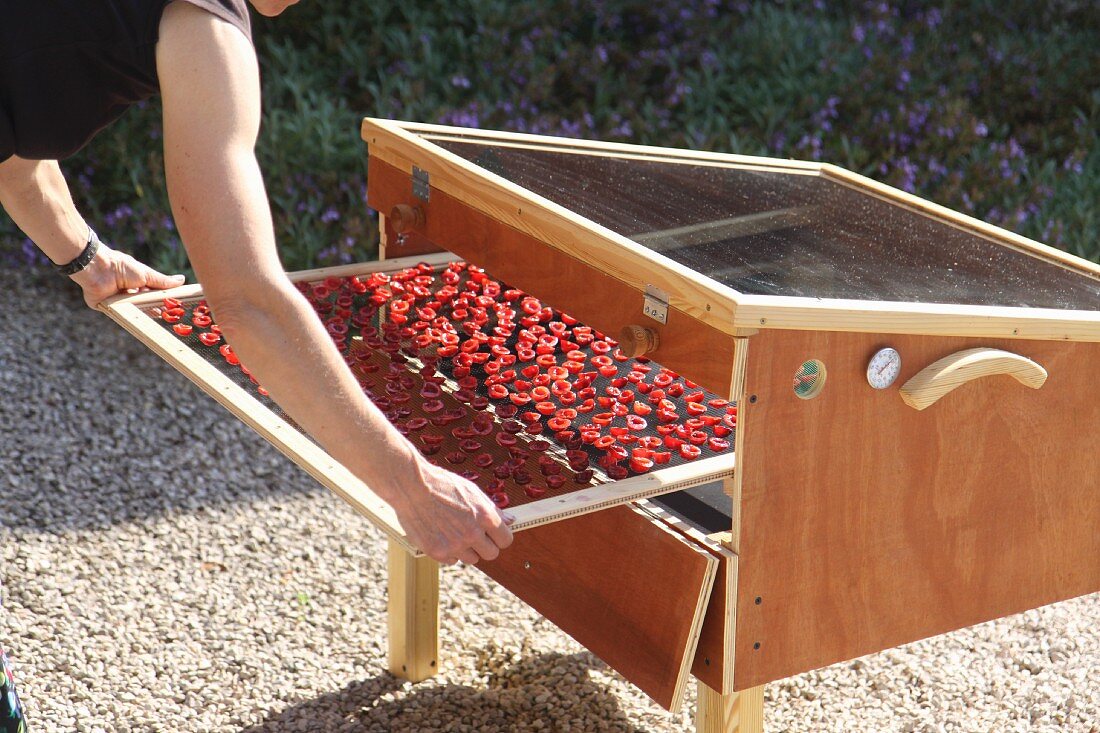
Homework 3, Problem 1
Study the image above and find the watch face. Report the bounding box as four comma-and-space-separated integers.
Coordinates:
867, 348, 902, 390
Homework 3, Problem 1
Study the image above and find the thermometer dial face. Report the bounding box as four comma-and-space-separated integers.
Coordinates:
867, 348, 902, 389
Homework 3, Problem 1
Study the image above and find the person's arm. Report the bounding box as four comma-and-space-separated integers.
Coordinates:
0, 156, 186, 307
156, 2, 511, 565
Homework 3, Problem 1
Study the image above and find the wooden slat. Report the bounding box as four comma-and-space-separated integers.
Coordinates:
417, 135, 821, 178
508, 453, 734, 531
696, 682, 764, 733
101, 252, 456, 309
392, 120, 822, 172
367, 156, 740, 394
477, 503, 718, 712
386, 539, 440, 681
733, 329, 1100, 689
730, 293, 1100, 343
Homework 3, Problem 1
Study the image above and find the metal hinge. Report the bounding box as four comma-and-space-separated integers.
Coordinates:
412, 167, 430, 202
643, 284, 669, 325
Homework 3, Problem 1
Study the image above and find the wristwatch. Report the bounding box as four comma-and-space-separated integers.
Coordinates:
56, 227, 101, 276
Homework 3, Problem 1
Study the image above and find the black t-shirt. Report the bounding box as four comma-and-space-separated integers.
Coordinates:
0, 0, 252, 162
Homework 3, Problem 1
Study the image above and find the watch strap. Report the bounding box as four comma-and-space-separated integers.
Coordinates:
56, 228, 101, 276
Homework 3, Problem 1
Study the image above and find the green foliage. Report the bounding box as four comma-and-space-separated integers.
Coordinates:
1, 1, 1097, 271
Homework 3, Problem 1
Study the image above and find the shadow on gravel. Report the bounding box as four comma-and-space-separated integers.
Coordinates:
241, 651, 650, 733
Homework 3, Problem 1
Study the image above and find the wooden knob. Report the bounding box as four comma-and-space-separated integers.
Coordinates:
389, 204, 425, 234
619, 325, 660, 358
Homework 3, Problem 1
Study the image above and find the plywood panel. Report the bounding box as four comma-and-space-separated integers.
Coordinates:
733, 330, 1100, 689
637, 502, 737, 694
368, 157, 739, 394
477, 504, 717, 711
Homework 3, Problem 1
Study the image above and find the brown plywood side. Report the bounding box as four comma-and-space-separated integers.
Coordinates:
368, 157, 738, 394
477, 504, 717, 711
733, 330, 1100, 689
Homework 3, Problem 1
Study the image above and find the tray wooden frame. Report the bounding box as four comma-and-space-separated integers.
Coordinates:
101, 253, 735, 547
362, 118, 1100, 343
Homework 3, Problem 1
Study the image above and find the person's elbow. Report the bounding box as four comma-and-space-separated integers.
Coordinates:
201, 273, 299, 343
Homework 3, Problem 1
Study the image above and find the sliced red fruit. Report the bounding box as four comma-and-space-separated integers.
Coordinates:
492, 493, 510, 508
172, 323, 193, 337
524, 485, 547, 499
547, 417, 570, 432
629, 456, 654, 473
198, 332, 221, 346
679, 444, 702, 460
607, 464, 629, 480
708, 437, 731, 451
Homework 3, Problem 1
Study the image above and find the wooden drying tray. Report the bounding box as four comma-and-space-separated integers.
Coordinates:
100, 252, 735, 554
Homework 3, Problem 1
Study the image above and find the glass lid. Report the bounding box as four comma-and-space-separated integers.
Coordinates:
423, 134, 1099, 312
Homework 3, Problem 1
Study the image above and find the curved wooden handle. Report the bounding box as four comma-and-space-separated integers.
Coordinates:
900, 347, 1047, 411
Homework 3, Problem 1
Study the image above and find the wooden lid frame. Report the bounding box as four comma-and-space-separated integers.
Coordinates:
362, 118, 1100, 343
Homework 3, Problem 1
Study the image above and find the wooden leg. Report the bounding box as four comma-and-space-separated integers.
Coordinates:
387, 538, 440, 681
696, 681, 764, 733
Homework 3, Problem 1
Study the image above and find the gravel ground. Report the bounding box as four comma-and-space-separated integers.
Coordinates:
0, 269, 1097, 733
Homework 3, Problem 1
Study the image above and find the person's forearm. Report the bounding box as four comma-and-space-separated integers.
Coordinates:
210, 277, 427, 510
0, 157, 89, 264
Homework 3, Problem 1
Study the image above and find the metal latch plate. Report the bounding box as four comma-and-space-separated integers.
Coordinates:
643, 284, 669, 325
412, 167, 430, 202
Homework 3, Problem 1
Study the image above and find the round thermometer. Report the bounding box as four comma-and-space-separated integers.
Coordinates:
867, 347, 902, 389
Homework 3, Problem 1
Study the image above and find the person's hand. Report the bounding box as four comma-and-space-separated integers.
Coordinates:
70, 241, 186, 309
391, 457, 514, 565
